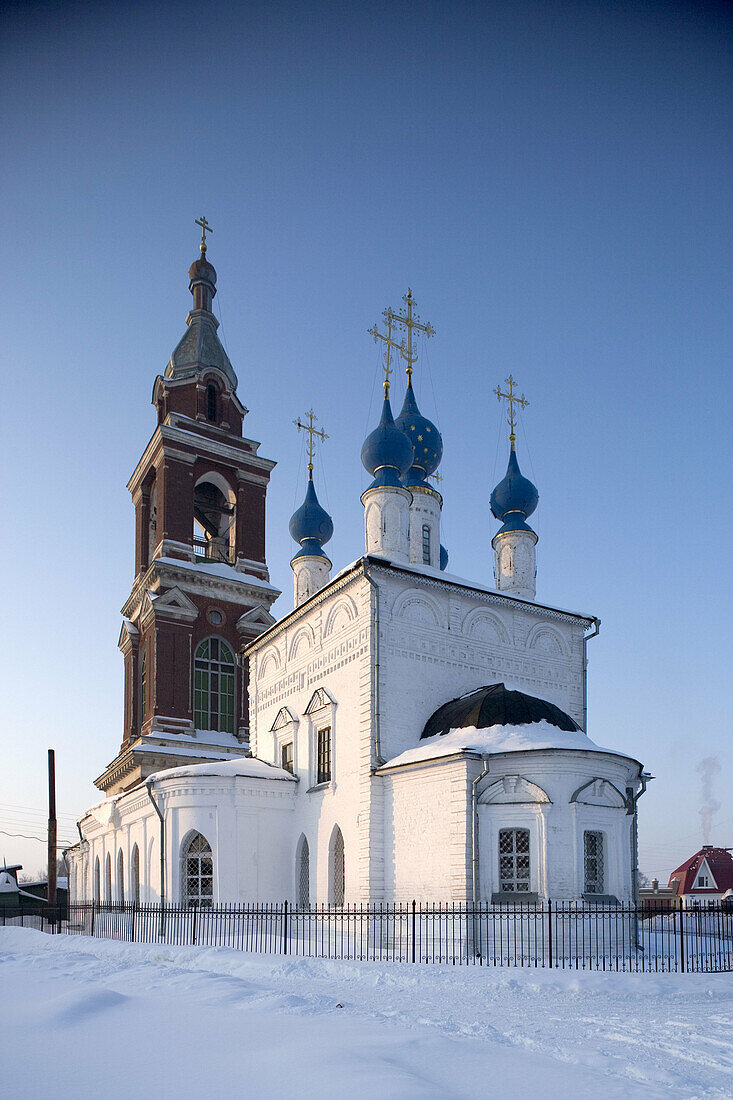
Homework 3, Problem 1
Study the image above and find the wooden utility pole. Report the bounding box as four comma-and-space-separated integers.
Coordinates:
47, 749, 57, 908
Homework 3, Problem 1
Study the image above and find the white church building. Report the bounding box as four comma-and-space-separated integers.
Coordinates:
67, 237, 649, 910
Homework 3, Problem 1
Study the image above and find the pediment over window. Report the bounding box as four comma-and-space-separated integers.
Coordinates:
117, 619, 140, 653
478, 775, 551, 805
237, 605, 277, 634
305, 687, 334, 714
144, 586, 199, 623
270, 706, 297, 732
570, 777, 626, 808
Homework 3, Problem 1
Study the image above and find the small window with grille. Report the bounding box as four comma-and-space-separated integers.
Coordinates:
317, 726, 332, 784
498, 828, 531, 892
281, 741, 294, 774
422, 524, 431, 565
583, 830, 605, 894
206, 384, 218, 421
183, 832, 214, 907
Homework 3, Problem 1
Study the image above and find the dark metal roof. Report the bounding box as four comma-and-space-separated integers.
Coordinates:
420, 682, 580, 740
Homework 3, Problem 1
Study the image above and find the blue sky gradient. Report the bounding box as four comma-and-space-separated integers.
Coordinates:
1, 0, 730, 878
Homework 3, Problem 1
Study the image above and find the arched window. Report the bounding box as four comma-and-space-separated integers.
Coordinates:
296, 835, 310, 908
105, 853, 112, 902
329, 826, 345, 906
194, 638, 236, 733
206, 384, 218, 421
182, 832, 214, 907
94, 857, 100, 902
131, 844, 140, 904
117, 850, 125, 904
139, 646, 146, 731
422, 524, 431, 565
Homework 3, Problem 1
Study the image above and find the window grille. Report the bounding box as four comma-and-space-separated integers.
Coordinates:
317, 726, 332, 784
94, 857, 100, 902
117, 851, 125, 904
281, 741, 294, 773
194, 638, 236, 734
584, 831, 605, 894
182, 832, 214, 907
498, 828, 530, 892
422, 524, 431, 565
105, 854, 112, 902
131, 845, 140, 904
297, 837, 310, 907
331, 827, 345, 906
206, 384, 217, 421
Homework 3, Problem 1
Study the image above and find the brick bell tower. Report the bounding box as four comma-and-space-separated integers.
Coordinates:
96, 221, 280, 794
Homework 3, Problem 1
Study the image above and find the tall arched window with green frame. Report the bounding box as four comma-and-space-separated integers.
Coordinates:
194, 638, 236, 733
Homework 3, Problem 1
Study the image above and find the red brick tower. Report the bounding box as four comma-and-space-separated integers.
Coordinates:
96, 228, 280, 794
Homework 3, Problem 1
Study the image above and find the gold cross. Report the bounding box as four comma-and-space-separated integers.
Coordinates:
494, 375, 529, 451
294, 409, 328, 476
384, 289, 435, 379
368, 314, 404, 395
195, 215, 213, 254
430, 471, 443, 485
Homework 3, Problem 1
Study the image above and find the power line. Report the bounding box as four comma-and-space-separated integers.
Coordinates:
0, 828, 76, 847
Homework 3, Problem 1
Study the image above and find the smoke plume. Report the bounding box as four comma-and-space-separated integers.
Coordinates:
696, 756, 721, 845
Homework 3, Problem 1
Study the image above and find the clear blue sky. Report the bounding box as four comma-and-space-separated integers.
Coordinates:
1, 0, 730, 880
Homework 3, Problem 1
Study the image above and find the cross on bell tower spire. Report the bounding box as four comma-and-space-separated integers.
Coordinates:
195, 215, 213, 256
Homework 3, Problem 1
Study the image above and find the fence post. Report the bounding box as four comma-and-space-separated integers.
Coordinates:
411, 900, 416, 964
131, 902, 136, 943
91, 901, 96, 937
192, 900, 198, 946
678, 898, 685, 973
282, 899, 289, 956
547, 899, 553, 969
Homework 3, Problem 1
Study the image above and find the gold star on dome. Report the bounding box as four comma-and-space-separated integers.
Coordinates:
417, 434, 423, 441
410, 425, 416, 431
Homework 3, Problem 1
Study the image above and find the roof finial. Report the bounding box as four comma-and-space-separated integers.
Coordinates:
384, 288, 435, 383
294, 409, 328, 479
368, 313, 403, 395
494, 374, 529, 452
195, 215, 213, 256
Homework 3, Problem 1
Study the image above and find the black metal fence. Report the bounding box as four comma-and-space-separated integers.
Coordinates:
3, 900, 731, 972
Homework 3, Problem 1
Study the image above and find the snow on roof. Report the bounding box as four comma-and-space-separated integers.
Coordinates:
157, 557, 279, 592
149, 757, 297, 784
381, 720, 630, 770
669, 846, 733, 894
329, 556, 596, 623
130, 742, 252, 762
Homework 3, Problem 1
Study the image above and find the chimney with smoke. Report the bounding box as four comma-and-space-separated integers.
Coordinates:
696, 756, 721, 845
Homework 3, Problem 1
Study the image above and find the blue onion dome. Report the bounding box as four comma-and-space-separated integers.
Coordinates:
289, 475, 334, 559
395, 378, 443, 488
361, 392, 415, 490
490, 449, 539, 534
439, 544, 449, 571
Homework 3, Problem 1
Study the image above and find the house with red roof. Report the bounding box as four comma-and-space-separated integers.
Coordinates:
668, 845, 733, 909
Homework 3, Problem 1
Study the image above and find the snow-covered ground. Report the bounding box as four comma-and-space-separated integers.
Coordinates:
1, 927, 731, 1098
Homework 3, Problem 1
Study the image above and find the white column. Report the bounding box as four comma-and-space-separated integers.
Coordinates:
408, 486, 442, 567
361, 485, 412, 562
292, 555, 331, 608
492, 528, 537, 600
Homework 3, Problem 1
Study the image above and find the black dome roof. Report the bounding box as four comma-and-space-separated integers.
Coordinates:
420, 683, 579, 740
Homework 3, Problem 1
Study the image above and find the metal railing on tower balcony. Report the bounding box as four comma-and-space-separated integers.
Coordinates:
192, 535, 234, 565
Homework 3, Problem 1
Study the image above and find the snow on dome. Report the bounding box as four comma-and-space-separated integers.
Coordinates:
383, 720, 625, 770
149, 757, 297, 783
